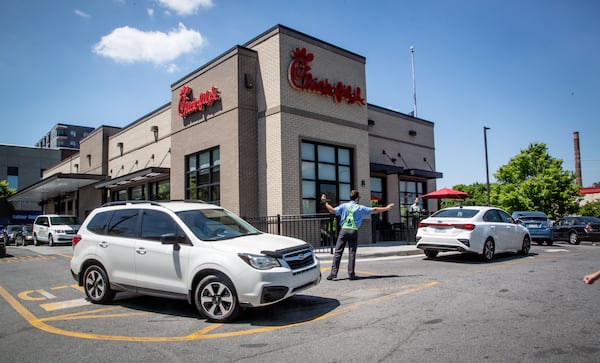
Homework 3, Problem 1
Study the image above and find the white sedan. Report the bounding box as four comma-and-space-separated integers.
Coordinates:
416, 206, 531, 261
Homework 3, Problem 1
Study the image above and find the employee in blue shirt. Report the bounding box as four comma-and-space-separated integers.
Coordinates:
321, 190, 394, 280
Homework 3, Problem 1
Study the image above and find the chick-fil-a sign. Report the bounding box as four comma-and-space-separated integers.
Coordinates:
288, 47, 365, 106
178, 85, 221, 118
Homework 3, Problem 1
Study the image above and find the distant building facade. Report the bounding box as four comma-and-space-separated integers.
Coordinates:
0, 144, 78, 224
10, 25, 444, 243
35, 123, 94, 149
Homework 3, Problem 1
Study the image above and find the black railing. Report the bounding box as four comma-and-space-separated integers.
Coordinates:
244, 213, 338, 253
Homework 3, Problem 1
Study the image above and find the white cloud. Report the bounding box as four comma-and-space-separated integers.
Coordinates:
74, 9, 90, 18
156, 0, 214, 16
147, 8, 154, 17
92, 23, 204, 65
165, 64, 179, 73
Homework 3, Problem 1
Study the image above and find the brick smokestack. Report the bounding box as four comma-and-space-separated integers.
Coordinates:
573, 131, 582, 187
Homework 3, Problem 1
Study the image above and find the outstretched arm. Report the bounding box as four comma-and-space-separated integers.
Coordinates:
372, 203, 394, 214
584, 270, 600, 284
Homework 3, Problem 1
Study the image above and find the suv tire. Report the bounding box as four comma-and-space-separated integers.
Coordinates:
33, 234, 39, 246
48, 234, 54, 247
83, 264, 115, 304
195, 274, 240, 322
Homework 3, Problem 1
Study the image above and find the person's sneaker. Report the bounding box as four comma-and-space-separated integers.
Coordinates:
326, 274, 336, 281
349, 274, 359, 280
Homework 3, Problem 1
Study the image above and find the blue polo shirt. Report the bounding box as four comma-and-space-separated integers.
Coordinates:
334, 201, 372, 229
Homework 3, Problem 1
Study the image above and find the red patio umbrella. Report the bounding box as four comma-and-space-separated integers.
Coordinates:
421, 187, 469, 199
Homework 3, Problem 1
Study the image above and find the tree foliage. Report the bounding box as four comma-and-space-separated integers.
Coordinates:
0, 180, 16, 219
491, 143, 579, 219
579, 201, 600, 218
440, 183, 492, 209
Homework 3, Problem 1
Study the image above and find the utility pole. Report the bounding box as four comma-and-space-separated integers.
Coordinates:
484, 126, 491, 206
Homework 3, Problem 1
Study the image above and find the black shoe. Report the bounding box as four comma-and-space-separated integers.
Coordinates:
349, 274, 359, 280
326, 274, 336, 281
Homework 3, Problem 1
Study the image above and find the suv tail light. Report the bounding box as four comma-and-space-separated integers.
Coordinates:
72, 234, 82, 247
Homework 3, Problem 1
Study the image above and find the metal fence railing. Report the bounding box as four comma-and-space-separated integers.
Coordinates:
244, 213, 338, 253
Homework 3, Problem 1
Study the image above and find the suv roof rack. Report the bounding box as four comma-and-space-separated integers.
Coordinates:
101, 200, 162, 207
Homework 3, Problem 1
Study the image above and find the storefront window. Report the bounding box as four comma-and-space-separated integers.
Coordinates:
150, 180, 170, 200
399, 180, 424, 216
130, 185, 145, 200
186, 147, 220, 204
370, 177, 383, 206
301, 141, 353, 214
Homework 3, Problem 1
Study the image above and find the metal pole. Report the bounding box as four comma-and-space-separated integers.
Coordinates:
483, 126, 491, 206
410, 46, 417, 117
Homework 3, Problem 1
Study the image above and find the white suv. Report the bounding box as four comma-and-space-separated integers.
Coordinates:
33, 214, 80, 246
70, 201, 321, 322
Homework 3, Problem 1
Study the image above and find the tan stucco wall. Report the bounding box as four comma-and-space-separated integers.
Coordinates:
108, 104, 172, 179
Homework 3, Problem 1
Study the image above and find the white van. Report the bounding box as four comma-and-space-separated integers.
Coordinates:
32, 214, 80, 246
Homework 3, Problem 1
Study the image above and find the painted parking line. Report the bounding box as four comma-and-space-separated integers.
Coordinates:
41, 298, 90, 311
0, 280, 439, 342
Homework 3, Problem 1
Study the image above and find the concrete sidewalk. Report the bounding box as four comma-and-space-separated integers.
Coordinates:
314, 240, 422, 261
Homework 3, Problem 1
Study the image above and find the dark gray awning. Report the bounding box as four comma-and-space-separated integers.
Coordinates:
370, 163, 442, 179
405, 169, 443, 179
94, 167, 170, 189
370, 163, 405, 174
8, 173, 106, 202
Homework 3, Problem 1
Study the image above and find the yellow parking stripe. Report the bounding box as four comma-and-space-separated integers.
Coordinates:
1, 281, 438, 342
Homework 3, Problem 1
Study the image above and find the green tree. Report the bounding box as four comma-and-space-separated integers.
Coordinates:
0, 180, 16, 221
440, 183, 493, 208
492, 143, 579, 219
579, 201, 600, 218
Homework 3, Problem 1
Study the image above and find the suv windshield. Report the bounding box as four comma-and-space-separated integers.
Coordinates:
177, 209, 260, 241
50, 216, 79, 225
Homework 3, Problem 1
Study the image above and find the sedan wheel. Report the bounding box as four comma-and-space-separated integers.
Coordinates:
424, 249, 439, 258
195, 275, 240, 322
568, 231, 580, 245
83, 265, 115, 304
519, 235, 531, 255
482, 238, 495, 261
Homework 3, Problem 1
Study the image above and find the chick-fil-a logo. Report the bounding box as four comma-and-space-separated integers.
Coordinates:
178, 85, 221, 118
288, 47, 365, 106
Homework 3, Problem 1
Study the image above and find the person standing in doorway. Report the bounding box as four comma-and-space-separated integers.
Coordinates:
321, 190, 394, 281
409, 197, 422, 216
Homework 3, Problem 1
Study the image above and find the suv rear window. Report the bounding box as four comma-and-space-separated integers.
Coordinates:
87, 211, 112, 235
107, 209, 139, 237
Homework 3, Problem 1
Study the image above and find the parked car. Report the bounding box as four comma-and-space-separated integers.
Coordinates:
32, 214, 80, 246
70, 200, 321, 322
0, 234, 5, 257
15, 225, 34, 246
416, 206, 531, 261
5, 225, 22, 245
552, 216, 600, 245
512, 211, 553, 246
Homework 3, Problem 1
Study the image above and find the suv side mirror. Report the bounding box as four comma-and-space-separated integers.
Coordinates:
160, 233, 186, 251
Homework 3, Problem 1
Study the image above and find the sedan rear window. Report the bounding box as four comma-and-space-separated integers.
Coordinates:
430, 209, 479, 218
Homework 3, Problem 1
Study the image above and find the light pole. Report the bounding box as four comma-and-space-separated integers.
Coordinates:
410, 46, 417, 117
483, 126, 491, 206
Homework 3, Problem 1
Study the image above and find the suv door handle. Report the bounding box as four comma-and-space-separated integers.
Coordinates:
136, 248, 147, 255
